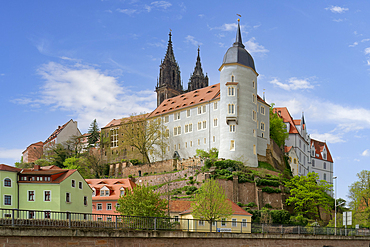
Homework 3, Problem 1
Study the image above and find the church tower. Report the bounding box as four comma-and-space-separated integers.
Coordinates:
187, 47, 209, 92
218, 20, 259, 167
156, 32, 183, 106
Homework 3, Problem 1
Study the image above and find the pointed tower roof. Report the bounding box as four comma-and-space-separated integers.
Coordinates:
221, 19, 256, 72
164, 31, 176, 63
192, 47, 204, 77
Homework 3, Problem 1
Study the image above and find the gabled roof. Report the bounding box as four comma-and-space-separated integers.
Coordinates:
311, 139, 334, 163
273, 107, 299, 134
19, 165, 77, 184
169, 200, 192, 213
284, 146, 292, 153
86, 178, 136, 200
0, 164, 21, 172
149, 84, 220, 118
103, 113, 150, 129
22, 141, 44, 155
44, 119, 74, 144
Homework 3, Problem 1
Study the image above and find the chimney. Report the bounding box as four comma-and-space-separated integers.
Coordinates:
34, 165, 40, 171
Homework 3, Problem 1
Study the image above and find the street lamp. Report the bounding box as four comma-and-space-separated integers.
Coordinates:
333, 176, 337, 234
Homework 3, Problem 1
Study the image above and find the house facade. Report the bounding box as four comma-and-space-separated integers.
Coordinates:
22, 141, 43, 163
0, 165, 21, 209
86, 178, 136, 219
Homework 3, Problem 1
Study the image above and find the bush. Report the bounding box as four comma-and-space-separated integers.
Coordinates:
128, 174, 133, 178
262, 187, 281, 193
258, 161, 277, 172
270, 210, 291, 224
246, 202, 257, 208
290, 215, 309, 226
143, 172, 149, 176
204, 159, 213, 168
256, 179, 280, 187
237, 202, 243, 207
214, 159, 243, 170
264, 203, 272, 209
130, 159, 141, 166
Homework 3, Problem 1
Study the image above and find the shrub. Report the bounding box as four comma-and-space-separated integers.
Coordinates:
246, 202, 257, 208
256, 179, 280, 187
128, 174, 133, 178
258, 161, 277, 172
261, 187, 281, 193
189, 176, 193, 180
264, 203, 272, 209
237, 202, 243, 207
130, 159, 141, 166
143, 172, 149, 176
270, 210, 291, 224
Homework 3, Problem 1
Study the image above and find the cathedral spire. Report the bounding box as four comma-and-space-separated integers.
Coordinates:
233, 19, 245, 49
188, 47, 208, 92
164, 31, 176, 63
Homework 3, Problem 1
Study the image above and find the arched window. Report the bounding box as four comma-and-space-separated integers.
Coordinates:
228, 104, 235, 114
231, 75, 235, 82
4, 178, 11, 187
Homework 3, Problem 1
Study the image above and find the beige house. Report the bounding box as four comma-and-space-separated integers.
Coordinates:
169, 199, 252, 233
285, 146, 299, 176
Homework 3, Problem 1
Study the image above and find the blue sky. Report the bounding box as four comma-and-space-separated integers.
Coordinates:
1, 0, 370, 201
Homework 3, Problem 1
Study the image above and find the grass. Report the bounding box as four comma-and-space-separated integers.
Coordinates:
258, 161, 277, 172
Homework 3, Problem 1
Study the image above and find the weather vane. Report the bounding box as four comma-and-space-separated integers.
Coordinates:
237, 14, 241, 22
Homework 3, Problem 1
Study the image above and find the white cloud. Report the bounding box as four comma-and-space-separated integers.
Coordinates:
270, 77, 314, 91
361, 39, 370, 43
367, 60, 370, 66
365, 47, 370, 54
349, 42, 358, 47
361, 149, 370, 156
333, 19, 344, 22
0, 148, 24, 161
15, 62, 156, 130
185, 35, 203, 47
198, 14, 204, 18
218, 23, 238, 32
244, 37, 268, 54
310, 132, 344, 144
151, 1, 171, 9
325, 6, 349, 14
116, 8, 137, 15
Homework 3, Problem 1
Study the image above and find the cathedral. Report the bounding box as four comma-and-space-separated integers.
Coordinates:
155, 32, 209, 106
149, 21, 270, 167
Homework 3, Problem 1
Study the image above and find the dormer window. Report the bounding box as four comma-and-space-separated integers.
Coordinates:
92, 188, 96, 197
120, 187, 125, 196
100, 186, 110, 196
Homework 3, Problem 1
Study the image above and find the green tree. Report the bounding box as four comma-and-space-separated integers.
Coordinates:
44, 143, 73, 168
269, 104, 289, 147
63, 157, 94, 179
348, 170, 370, 227
191, 179, 233, 232
116, 184, 167, 217
87, 119, 100, 146
285, 172, 332, 220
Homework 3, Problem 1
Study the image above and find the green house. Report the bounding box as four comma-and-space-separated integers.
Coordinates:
0, 164, 21, 209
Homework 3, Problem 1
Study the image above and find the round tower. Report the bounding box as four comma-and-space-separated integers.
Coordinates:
218, 20, 259, 167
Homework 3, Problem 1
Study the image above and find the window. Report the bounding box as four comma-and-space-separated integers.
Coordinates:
312, 160, 315, 167
173, 126, 181, 135
44, 211, 51, 219
228, 86, 235, 96
202, 105, 206, 113
228, 104, 235, 114
66, 192, 71, 203
253, 81, 255, 88
253, 129, 256, 137
165, 129, 169, 136
105, 190, 110, 196
242, 219, 247, 227
221, 218, 226, 226
199, 220, 205, 226
107, 203, 112, 210
120, 189, 125, 196
232, 218, 237, 227
110, 128, 118, 147
28, 191, 35, 201
294, 158, 297, 164
178, 144, 181, 149
185, 124, 189, 133
189, 123, 193, 132
253, 145, 256, 155
202, 120, 207, 129
323, 153, 327, 160
230, 140, 235, 151
92, 188, 96, 197
230, 125, 236, 132
44, 191, 51, 201
204, 138, 206, 144
299, 140, 301, 148
174, 112, 180, 120
187, 109, 191, 117
252, 110, 256, 121
323, 173, 327, 181
174, 216, 179, 222
213, 118, 218, 127
231, 75, 235, 82
4, 195, 11, 206
185, 142, 188, 148
198, 122, 202, 130
323, 162, 326, 169
198, 139, 200, 145
190, 141, 193, 147
260, 122, 265, 131
97, 203, 102, 210
260, 106, 265, 115
198, 106, 202, 114
252, 94, 256, 103
71, 180, 75, 188
79, 181, 82, 189
107, 217, 112, 222
84, 196, 87, 206
4, 178, 11, 187
213, 136, 216, 142
164, 116, 169, 123
214, 102, 218, 110
115, 203, 120, 209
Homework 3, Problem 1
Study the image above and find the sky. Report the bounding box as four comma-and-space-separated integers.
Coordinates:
1, 0, 370, 201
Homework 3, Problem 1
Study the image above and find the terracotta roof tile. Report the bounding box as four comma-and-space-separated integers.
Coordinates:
44, 119, 74, 144
273, 107, 299, 135
0, 164, 21, 172
86, 178, 136, 200
169, 200, 192, 213
103, 113, 150, 128
177, 199, 251, 216
311, 139, 333, 163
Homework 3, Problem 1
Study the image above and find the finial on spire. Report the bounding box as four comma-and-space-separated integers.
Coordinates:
233, 16, 244, 48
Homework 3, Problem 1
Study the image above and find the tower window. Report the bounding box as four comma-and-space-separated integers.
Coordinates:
253, 145, 256, 155
252, 94, 256, 103
230, 125, 236, 132
213, 118, 218, 127
230, 140, 235, 151
252, 111, 256, 121
260, 122, 265, 131
202, 120, 207, 129
253, 81, 255, 88
189, 123, 193, 132
228, 104, 235, 114
260, 106, 265, 115
231, 75, 235, 82
228, 86, 235, 96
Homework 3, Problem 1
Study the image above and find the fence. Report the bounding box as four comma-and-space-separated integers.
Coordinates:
0, 208, 369, 237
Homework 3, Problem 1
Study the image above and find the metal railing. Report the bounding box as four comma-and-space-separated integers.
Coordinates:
0, 208, 369, 236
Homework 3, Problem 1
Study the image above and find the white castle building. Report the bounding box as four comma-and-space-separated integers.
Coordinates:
148, 21, 270, 167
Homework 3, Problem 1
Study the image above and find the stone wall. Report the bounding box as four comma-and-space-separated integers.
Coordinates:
1, 227, 370, 247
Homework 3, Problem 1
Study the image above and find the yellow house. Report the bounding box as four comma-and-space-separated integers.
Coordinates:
169, 200, 252, 233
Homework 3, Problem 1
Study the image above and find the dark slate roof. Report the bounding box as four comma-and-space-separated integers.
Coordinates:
222, 21, 256, 72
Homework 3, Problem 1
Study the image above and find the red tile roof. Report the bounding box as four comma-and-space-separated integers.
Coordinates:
273, 107, 299, 134
103, 113, 150, 128
44, 119, 73, 144
284, 146, 292, 153
169, 200, 192, 213
19, 165, 77, 184
177, 199, 251, 216
0, 164, 21, 172
311, 139, 334, 163
86, 178, 136, 201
